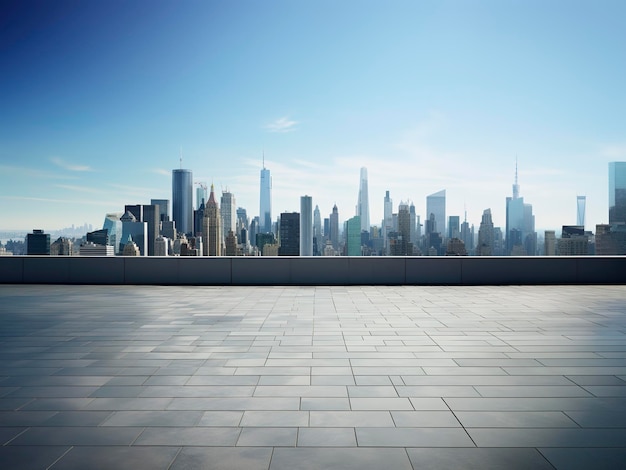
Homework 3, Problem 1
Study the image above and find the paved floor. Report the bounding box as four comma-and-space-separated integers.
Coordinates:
0, 285, 626, 469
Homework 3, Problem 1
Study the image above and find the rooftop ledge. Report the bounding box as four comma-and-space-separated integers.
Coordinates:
1, 256, 625, 285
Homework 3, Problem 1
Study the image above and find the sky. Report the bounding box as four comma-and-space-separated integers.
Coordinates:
1, 0, 625, 234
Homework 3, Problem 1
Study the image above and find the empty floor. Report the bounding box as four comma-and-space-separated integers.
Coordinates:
1, 284, 626, 469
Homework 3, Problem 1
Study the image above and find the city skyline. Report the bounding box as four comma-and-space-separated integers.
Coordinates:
2, 1, 625, 232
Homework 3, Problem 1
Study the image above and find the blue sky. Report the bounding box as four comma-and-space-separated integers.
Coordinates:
1, 0, 625, 233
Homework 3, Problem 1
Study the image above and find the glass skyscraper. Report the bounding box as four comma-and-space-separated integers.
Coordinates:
357, 167, 370, 232
259, 166, 272, 233
172, 169, 193, 236
609, 162, 626, 224
426, 190, 446, 237
300, 195, 313, 256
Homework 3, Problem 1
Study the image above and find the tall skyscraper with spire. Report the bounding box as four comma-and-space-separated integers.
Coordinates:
330, 204, 339, 250
259, 158, 272, 233
357, 167, 370, 233
577, 196, 586, 228
220, 190, 236, 243
383, 190, 393, 254
203, 184, 222, 256
172, 168, 193, 236
505, 159, 536, 255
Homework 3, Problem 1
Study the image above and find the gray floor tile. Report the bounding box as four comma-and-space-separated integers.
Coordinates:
0, 446, 71, 470
269, 447, 413, 470
297, 427, 357, 447
101, 410, 202, 426
9, 426, 143, 446
170, 447, 272, 470
407, 447, 554, 470
539, 448, 626, 470
467, 428, 626, 447
50, 446, 180, 470
356, 427, 474, 447
391, 411, 461, 427
456, 411, 578, 428
240, 411, 309, 427
133, 426, 241, 446
237, 427, 297, 446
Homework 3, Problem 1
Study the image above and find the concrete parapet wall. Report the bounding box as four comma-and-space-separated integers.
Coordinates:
1, 256, 625, 285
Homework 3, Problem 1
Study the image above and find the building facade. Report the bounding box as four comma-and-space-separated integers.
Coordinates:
172, 168, 193, 236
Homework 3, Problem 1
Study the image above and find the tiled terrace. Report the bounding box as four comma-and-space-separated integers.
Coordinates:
1, 284, 626, 469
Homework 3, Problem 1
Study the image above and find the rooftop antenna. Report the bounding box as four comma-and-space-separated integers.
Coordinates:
262, 150, 265, 169
512, 155, 520, 199
179, 146, 183, 169
464, 202, 467, 222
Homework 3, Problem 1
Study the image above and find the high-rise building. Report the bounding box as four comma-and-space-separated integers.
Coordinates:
300, 196, 313, 256
383, 190, 393, 253
155, 236, 169, 256
426, 190, 446, 237
172, 169, 193, 235
125, 204, 160, 256
194, 200, 205, 237
313, 205, 322, 254
259, 164, 272, 233
577, 196, 586, 228
50, 237, 72, 256
220, 191, 236, 244
505, 161, 535, 255
357, 167, 370, 233
279, 212, 299, 256
330, 205, 339, 250
461, 214, 473, 255
103, 213, 122, 253
195, 183, 208, 210
225, 230, 238, 256
448, 216, 460, 239
477, 209, 494, 256
558, 225, 589, 255
151, 199, 170, 222
120, 211, 147, 256
609, 162, 626, 224
409, 203, 417, 245
544, 230, 557, 256
394, 202, 412, 256
345, 215, 362, 256
203, 185, 222, 256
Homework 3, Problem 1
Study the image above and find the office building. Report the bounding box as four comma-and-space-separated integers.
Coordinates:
125, 204, 160, 256
151, 199, 170, 222
544, 230, 557, 256
203, 185, 222, 256
505, 161, 536, 255
155, 236, 169, 256
448, 216, 460, 240
79, 242, 114, 256
300, 196, 313, 256
279, 212, 299, 256
26, 229, 50, 255
446, 238, 467, 256
426, 190, 446, 237
383, 190, 393, 254
330, 205, 339, 250
86, 229, 109, 247
122, 236, 141, 256
195, 183, 208, 210
409, 203, 417, 245
221, 191, 236, 243
172, 168, 193, 235
577, 196, 586, 228
194, 200, 205, 237
609, 162, 626, 224
477, 209, 495, 256
120, 211, 147, 256
596, 223, 626, 254
259, 164, 272, 233
103, 213, 122, 253
50, 237, 73, 256
357, 167, 370, 232
225, 231, 238, 256
345, 215, 361, 256
313, 205, 322, 255
558, 225, 589, 255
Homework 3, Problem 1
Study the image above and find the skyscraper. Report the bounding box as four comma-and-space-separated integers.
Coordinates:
220, 190, 236, 243
576, 196, 586, 228
477, 208, 495, 256
609, 162, 626, 224
426, 190, 446, 237
383, 190, 393, 254
313, 205, 322, 255
330, 204, 339, 250
151, 199, 169, 222
172, 169, 193, 236
357, 167, 370, 233
279, 212, 299, 256
505, 161, 535, 255
345, 215, 361, 256
196, 183, 208, 210
300, 196, 313, 256
203, 184, 222, 256
259, 163, 272, 233
448, 216, 460, 239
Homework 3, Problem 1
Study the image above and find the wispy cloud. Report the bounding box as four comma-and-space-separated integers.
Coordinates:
151, 168, 170, 176
50, 157, 93, 172
0, 164, 78, 180
602, 144, 626, 158
265, 116, 298, 133
55, 184, 103, 194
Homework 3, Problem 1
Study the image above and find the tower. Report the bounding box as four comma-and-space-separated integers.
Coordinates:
576, 196, 586, 228
505, 160, 536, 255
203, 184, 222, 256
172, 168, 193, 236
357, 167, 370, 233
477, 209, 495, 256
609, 162, 626, 224
383, 190, 393, 253
278, 212, 300, 256
426, 190, 446, 237
220, 190, 236, 243
300, 196, 313, 256
313, 205, 322, 255
330, 204, 339, 250
259, 159, 272, 233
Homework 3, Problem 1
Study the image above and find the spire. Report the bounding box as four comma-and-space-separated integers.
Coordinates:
208, 183, 217, 205
512, 157, 520, 199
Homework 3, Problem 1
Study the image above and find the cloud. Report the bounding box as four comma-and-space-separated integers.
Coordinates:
151, 168, 170, 176
602, 144, 626, 158
265, 116, 298, 133
50, 157, 93, 172
55, 184, 103, 194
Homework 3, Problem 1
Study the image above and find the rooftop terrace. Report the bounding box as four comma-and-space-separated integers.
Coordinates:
1, 284, 626, 469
